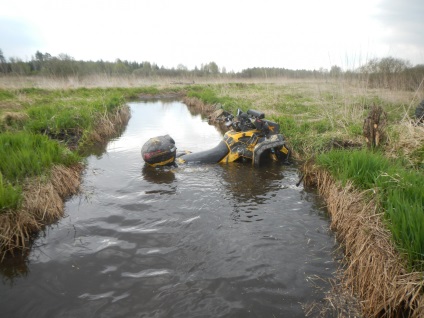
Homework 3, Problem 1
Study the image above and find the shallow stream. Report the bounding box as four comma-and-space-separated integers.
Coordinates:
0, 100, 337, 317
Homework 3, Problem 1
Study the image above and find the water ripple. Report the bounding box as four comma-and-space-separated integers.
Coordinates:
121, 269, 172, 278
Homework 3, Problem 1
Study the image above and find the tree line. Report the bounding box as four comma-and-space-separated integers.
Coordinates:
0, 49, 423, 90
0, 49, 224, 78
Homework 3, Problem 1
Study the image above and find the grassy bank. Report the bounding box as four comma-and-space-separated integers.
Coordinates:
309, 149, 424, 314
0, 132, 80, 212
316, 149, 424, 271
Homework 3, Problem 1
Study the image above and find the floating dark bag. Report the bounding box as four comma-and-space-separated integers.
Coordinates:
141, 134, 177, 166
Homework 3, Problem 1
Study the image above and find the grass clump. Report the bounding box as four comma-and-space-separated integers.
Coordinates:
0, 132, 80, 180
0, 172, 22, 212
0, 132, 80, 212
186, 86, 251, 113
316, 149, 424, 271
379, 170, 424, 270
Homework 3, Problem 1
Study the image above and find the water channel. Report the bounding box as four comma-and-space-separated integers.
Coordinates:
0, 100, 338, 317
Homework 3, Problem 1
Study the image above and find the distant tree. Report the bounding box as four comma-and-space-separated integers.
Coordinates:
57, 53, 73, 61
113, 59, 130, 75
379, 56, 411, 73
0, 49, 5, 64
0, 49, 6, 73
39, 53, 79, 77
208, 62, 219, 74
133, 61, 157, 76
318, 67, 328, 74
358, 56, 416, 89
177, 64, 188, 71
359, 57, 411, 74
32, 51, 53, 73
35, 50, 44, 62
359, 58, 379, 73
329, 65, 342, 77
201, 62, 219, 75
9, 57, 31, 75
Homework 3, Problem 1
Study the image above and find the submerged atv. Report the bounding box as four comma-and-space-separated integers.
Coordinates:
141, 109, 290, 167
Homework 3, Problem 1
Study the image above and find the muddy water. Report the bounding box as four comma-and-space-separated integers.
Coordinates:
0, 101, 337, 317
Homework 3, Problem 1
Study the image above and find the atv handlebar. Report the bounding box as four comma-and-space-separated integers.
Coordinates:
224, 109, 268, 133
247, 109, 265, 119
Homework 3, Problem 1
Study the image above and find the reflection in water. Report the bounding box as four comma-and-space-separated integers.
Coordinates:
109, 100, 221, 155
217, 162, 304, 223
0, 253, 30, 283
0, 100, 337, 318
141, 165, 176, 185
141, 164, 178, 196
219, 162, 286, 200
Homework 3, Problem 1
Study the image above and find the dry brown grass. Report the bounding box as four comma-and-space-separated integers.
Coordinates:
0, 75, 162, 89
304, 270, 362, 317
0, 101, 25, 112
385, 120, 424, 166
183, 96, 217, 114
0, 111, 29, 129
0, 74, 315, 89
87, 104, 131, 145
303, 164, 424, 317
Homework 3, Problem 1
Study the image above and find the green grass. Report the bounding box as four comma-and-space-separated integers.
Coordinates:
0, 87, 135, 144
316, 149, 424, 271
0, 172, 22, 212
315, 149, 391, 189
0, 88, 15, 100
0, 132, 80, 181
24, 94, 124, 133
0, 132, 80, 212
187, 86, 251, 113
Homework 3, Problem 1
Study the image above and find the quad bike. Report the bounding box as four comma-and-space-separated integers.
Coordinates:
141, 108, 290, 167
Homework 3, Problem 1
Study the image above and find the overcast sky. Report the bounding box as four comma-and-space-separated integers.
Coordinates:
1, 0, 423, 72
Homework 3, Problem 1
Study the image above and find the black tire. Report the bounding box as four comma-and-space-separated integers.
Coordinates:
416, 100, 424, 122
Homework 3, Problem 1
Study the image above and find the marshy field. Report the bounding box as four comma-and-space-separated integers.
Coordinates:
0, 75, 423, 317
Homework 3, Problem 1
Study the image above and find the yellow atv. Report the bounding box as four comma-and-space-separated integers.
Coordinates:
141, 109, 290, 167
